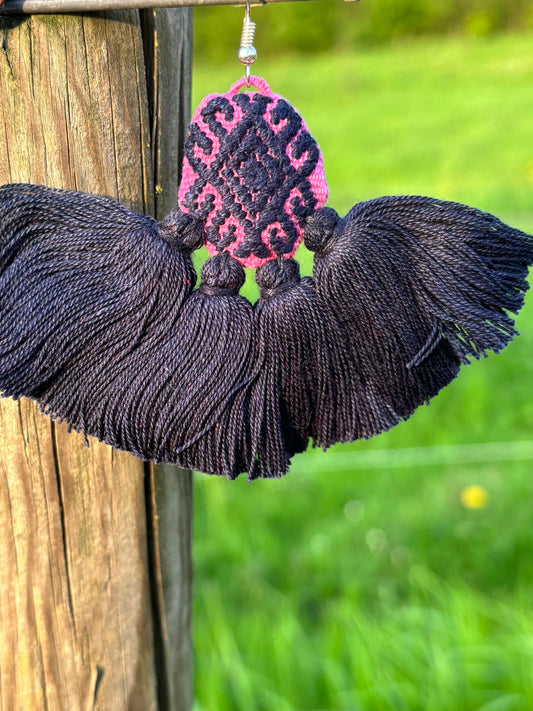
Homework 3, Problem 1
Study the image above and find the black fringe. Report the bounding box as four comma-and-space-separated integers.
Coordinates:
252, 257, 398, 466
144, 253, 257, 479
0, 184, 200, 441
1, 184, 532, 478
305, 196, 533, 434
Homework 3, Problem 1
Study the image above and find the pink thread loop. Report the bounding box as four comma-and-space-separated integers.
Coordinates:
226, 76, 271, 97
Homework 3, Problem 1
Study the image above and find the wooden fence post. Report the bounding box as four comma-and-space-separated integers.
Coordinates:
0, 9, 192, 710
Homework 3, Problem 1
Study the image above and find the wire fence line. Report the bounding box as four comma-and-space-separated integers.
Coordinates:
293, 440, 533, 473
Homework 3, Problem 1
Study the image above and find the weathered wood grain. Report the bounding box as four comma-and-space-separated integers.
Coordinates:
0, 13, 160, 710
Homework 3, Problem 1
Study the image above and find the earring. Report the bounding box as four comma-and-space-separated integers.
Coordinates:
0, 7, 531, 479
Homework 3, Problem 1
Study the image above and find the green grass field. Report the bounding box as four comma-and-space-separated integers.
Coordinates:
191, 34, 533, 711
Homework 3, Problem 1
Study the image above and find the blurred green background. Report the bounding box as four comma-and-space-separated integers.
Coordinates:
191, 4, 533, 709
194, 0, 533, 60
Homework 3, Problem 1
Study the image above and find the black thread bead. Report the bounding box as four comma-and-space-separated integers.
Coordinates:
304, 207, 340, 254
159, 210, 205, 252
256, 258, 300, 299
199, 253, 246, 296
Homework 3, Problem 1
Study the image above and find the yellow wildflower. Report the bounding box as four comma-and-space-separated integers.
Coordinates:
460, 485, 489, 510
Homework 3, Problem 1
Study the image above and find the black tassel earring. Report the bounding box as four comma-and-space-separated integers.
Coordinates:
1, 61, 532, 479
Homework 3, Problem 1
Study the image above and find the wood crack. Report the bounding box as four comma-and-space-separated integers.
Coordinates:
50, 421, 76, 631
92, 665, 105, 708
143, 460, 171, 711
0, 22, 14, 77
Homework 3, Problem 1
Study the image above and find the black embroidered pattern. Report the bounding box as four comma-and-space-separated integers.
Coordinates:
181, 92, 322, 262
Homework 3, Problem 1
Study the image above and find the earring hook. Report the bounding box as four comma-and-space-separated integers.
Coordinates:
238, 0, 257, 86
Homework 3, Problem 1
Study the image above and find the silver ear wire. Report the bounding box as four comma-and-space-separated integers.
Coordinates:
238, 0, 257, 85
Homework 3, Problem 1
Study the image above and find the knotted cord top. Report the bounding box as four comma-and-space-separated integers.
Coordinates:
178, 76, 328, 268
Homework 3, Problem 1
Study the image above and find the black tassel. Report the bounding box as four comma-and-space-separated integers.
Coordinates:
136, 252, 258, 479
2, 184, 533, 479
251, 257, 397, 476
248, 258, 308, 478
305, 197, 533, 434
0, 183, 203, 443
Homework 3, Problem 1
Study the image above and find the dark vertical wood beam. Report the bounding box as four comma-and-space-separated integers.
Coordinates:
140, 9, 194, 711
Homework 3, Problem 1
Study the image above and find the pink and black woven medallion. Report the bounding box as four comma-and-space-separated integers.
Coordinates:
178, 77, 328, 268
